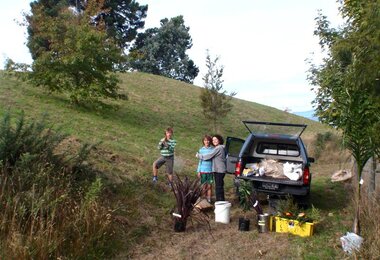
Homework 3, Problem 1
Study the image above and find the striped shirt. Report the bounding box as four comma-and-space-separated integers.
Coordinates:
197, 146, 214, 173
158, 138, 176, 157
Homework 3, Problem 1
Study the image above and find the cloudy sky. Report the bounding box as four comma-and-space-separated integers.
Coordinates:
0, 0, 342, 112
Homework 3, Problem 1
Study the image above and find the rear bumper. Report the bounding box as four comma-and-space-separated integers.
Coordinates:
237, 176, 310, 196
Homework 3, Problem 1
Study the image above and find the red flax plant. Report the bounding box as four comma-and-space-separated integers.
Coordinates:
170, 174, 210, 232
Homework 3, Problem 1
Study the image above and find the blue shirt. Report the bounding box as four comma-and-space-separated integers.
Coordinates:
197, 146, 214, 173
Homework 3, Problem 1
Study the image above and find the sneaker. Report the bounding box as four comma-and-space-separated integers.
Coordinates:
152, 176, 158, 183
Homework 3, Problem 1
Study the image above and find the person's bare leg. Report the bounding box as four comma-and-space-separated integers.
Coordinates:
152, 163, 158, 177
207, 184, 212, 202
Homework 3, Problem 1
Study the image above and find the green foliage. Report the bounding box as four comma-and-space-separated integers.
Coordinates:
200, 51, 236, 132
313, 131, 333, 159
308, 2, 380, 176
26, 0, 126, 104
0, 112, 115, 258
28, 0, 147, 55
67, 0, 147, 49
238, 181, 252, 213
308, 0, 380, 233
128, 16, 199, 83
0, 112, 65, 170
276, 196, 320, 224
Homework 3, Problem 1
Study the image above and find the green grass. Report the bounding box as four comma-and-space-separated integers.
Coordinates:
287, 175, 352, 259
0, 71, 344, 257
0, 71, 329, 175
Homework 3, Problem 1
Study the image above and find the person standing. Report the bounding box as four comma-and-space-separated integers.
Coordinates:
196, 135, 214, 203
152, 127, 176, 184
196, 134, 226, 201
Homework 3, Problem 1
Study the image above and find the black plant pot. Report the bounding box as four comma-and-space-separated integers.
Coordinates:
174, 221, 186, 232
238, 217, 250, 231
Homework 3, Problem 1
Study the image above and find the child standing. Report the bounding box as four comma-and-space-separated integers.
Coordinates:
152, 127, 176, 184
196, 135, 214, 203
196, 134, 226, 201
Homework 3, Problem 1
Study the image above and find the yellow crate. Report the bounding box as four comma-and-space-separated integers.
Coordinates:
274, 216, 314, 237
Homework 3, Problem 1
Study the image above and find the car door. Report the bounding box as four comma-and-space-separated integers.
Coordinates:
225, 137, 245, 174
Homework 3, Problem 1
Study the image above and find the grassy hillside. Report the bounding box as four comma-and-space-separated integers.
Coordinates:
0, 71, 329, 179
1, 71, 353, 258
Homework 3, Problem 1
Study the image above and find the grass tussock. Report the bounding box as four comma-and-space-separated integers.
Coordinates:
359, 195, 380, 259
0, 113, 115, 259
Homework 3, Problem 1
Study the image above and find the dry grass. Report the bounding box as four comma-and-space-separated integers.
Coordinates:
359, 195, 380, 259
115, 133, 360, 259
122, 189, 292, 260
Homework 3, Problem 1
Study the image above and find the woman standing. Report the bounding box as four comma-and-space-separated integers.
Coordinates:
196, 134, 226, 202
196, 135, 214, 203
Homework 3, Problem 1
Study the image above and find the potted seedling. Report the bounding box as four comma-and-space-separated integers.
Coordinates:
274, 196, 320, 237
170, 174, 210, 232
238, 180, 253, 231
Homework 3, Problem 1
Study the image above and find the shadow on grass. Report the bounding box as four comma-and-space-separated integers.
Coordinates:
310, 177, 350, 211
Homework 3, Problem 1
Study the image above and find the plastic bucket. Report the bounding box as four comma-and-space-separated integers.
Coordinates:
214, 201, 231, 224
258, 213, 270, 233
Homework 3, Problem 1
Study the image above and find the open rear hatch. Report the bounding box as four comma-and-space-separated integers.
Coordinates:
242, 121, 307, 138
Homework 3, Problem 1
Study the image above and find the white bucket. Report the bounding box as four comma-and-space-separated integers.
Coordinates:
214, 201, 231, 224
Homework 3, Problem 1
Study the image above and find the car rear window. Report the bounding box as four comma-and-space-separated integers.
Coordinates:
257, 143, 300, 156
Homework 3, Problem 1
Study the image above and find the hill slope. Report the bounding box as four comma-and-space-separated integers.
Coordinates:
0, 71, 328, 179
1, 71, 344, 258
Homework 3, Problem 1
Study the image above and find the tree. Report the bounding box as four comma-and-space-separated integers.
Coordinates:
27, 0, 126, 104
199, 51, 236, 132
308, 1, 380, 234
68, 0, 148, 49
27, 0, 147, 59
128, 16, 199, 83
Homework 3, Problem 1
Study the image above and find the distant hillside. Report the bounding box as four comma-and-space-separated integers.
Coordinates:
293, 110, 319, 121
0, 71, 329, 178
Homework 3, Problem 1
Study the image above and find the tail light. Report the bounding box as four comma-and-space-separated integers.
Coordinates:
235, 160, 242, 176
303, 167, 310, 185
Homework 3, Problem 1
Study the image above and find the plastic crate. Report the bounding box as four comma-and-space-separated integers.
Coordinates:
274, 216, 314, 237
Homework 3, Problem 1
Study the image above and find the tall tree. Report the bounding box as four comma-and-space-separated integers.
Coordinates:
68, 0, 148, 49
128, 16, 199, 83
27, 0, 126, 104
200, 51, 236, 132
27, 0, 147, 59
308, 0, 380, 234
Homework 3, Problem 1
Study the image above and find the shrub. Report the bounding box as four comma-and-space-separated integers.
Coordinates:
0, 112, 114, 258
170, 174, 210, 232
313, 131, 333, 159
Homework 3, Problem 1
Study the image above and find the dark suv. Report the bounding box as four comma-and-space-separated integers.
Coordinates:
225, 121, 315, 206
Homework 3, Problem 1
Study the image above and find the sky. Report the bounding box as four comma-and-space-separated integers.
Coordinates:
0, 0, 342, 112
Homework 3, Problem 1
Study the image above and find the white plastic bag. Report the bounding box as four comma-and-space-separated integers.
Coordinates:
283, 162, 302, 181
340, 232, 363, 254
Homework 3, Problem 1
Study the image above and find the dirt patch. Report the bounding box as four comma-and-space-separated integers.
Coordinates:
120, 189, 292, 260
125, 213, 291, 260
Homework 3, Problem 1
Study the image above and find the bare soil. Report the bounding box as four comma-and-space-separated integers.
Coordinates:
119, 190, 292, 260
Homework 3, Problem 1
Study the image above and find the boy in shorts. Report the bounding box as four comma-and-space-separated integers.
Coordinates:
152, 127, 176, 184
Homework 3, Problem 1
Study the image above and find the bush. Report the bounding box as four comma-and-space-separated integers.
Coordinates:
313, 131, 333, 159
0, 113, 114, 258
